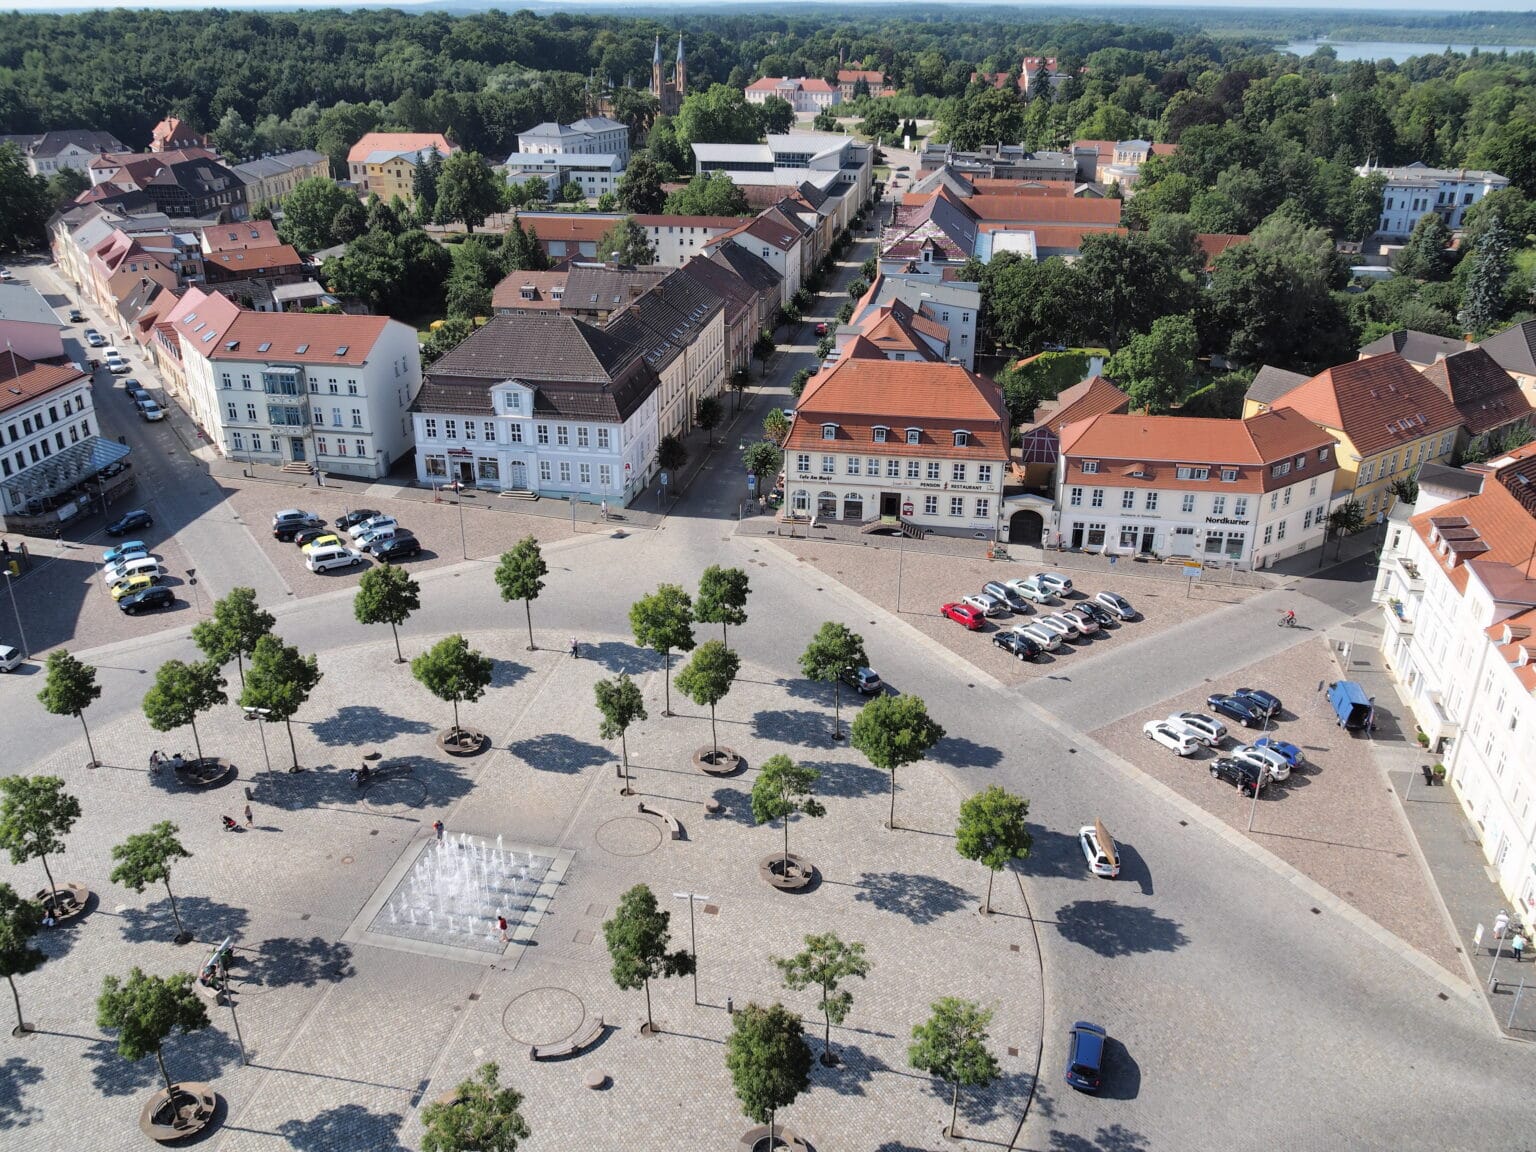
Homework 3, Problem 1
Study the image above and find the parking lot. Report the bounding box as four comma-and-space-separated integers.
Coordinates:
1091, 636, 1459, 972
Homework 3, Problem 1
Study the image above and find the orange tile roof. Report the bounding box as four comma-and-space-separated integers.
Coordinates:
491, 270, 569, 311
965, 195, 1122, 226
207, 244, 303, 272
209, 312, 391, 366
859, 304, 942, 361
1194, 232, 1250, 270
0, 354, 88, 413
969, 179, 1075, 197
201, 221, 280, 252
1268, 353, 1465, 457
1030, 375, 1130, 434
347, 132, 453, 164
1420, 347, 1534, 436
981, 223, 1126, 252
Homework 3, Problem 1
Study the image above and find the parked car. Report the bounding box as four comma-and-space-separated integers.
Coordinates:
107, 356, 130, 374
963, 592, 1008, 618
102, 540, 147, 564
334, 508, 382, 531
110, 573, 157, 601
354, 525, 400, 549
982, 580, 1030, 613
123, 380, 149, 402
0, 269, 11, 281
106, 509, 152, 536
1095, 591, 1137, 620
1006, 576, 1055, 604
102, 557, 163, 585
1168, 712, 1227, 747
992, 630, 1043, 661
1233, 687, 1283, 718
1253, 737, 1305, 769
1079, 820, 1120, 878
292, 526, 333, 547
68, 308, 85, 323
1143, 720, 1200, 756
98, 460, 129, 480
119, 585, 174, 615
1210, 757, 1266, 795
301, 533, 344, 555
370, 533, 422, 562
1233, 743, 1291, 782
839, 665, 883, 695
1015, 622, 1061, 651
84, 329, 106, 347
1206, 693, 1266, 728
138, 400, 164, 422
272, 509, 321, 540
0, 643, 24, 670
347, 514, 397, 540
306, 544, 364, 573
1037, 613, 1084, 642
1065, 1021, 1108, 1093
1070, 600, 1115, 628
940, 602, 985, 630
1057, 608, 1098, 635
1035, 572, 1073, 596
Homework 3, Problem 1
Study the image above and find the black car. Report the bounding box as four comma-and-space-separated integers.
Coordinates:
982, 580, 1029, 613
1234, 687, 1282, 718
1210, 756, 1266, 796
335, 508, 382, 531
992, 630, 1043, 661
839, 665, 883, 695
370, 533, 422, 561
118, 585, 174, 615
123, 380, 149, 402
1065, 1021, 1107, 1093
106, 509, 152, 536
1206, 693, 1266, 728
292, 526, 333, 548
1070, 601, 1115, 628
68, 308, 85, 323
98, 460, 129, 480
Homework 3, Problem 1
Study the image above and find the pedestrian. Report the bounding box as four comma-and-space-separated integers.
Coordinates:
600, 501, 608, 522
497, 914, 509, 943
1495, 909, 1511, 943
569, 636, 579, 659
433, 819, 444, 842
2, 539, 9, 556
1515, 934, 1527, 963
244, 803, 253, 828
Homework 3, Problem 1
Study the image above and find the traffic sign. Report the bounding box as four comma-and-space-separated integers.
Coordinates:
902, 500, 914, 516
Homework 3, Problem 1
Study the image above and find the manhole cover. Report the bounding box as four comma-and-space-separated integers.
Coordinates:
595, 816, 664, 857
502, 987, 588, 1046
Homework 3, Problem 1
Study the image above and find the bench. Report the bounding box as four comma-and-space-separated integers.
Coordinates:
528, 1016, 604, 1061
638, 801, 683, 840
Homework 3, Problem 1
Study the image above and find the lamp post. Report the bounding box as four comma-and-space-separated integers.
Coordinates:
4, 570, 28, 659
1246, 706, 1272, 833
672, 891, 708, 1006
243, 707, 272, 777
220, 949, 248, 1065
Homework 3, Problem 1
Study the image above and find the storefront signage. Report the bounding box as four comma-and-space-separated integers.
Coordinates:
1205, 515, 1250, 526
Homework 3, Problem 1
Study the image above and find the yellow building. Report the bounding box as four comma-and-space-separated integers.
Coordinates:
346, 133, 455, 205
1245, 352, 1462, 520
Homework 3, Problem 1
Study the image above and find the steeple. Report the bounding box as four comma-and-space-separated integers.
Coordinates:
652, 34, 664, 104
675, 34, 686, 97
653, 34, 662, 67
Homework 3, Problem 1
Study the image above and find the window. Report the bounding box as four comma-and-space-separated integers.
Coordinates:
537, 424, 549, 445
1270, 461, 1291, 478
1221, 468, 1238, 482
508, 424, 523, 444
975, 497, 990, 519
1276, 521, 1287, 541
978, 464, 992, 484
886, 460, 900, 478
1303, 509, 1313, 529
246, 403, 257, 422
465, 421, 477, 441
1263, 525, 1274, 545
355, 439, 366, 457
1176, 466, 1209, 481
227, 403, 238, 421
232, 432, 244, 451
577, 427, 589, 448
924, 495, 938, 515
221, 372, 232, 389
1182, 494, 1195, 513
559, 462, 571, 482
1090, 489, 1104, 508
331, 407, 342, 427
241, 373, 252, 390
579, 463, 591, 485
599, 464, 612, 487
539, 461, 551, 481
1384, 453, 1397, 474
1309, 478, 1318, 497
1360, 461, 1375, 484
847, 457, 861, 475
950, 496, 964, 516
328, 383, 339, 394
1283, 487, 1292, 506
1294, 454, 1306, 470
597, 428, 610, 450
1438, 432, 1453, 455
873, 426, 888, 443
953, 431, 969, 448
1087, 523, 1106, 547
424, 418, 437, 438
822, 424, 837, 440
1082, 460, 1100, 474
483, 421, 496, 442
1234, 497, 1248, 517
1320, 446, 1330, 461
906, 428, 920, 444
1145, 492, 1158, 511
348, 383, 358, 396
926, 462, 940, 481
1069, 487, 1082, 507
796, 453, 811, 473
821, 454, 836, 473
907, 461, 919, 479
250, 435, 262, 452
1121, 491, 1135, 509
952, 463, 967, 482
866, 458, 879, 475
336, 441, 348, 456
445, 418, 457, 439
507, 392, 522, 413
1270, 492, 1279, 511
557, 425, 569, 447
317, 436, 329, 455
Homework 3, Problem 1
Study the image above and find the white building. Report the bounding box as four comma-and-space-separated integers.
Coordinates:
515, 117, 630, 166
0, 354, 126, 526
743, 77, 841, 114
711, 210, 806, 308
504, 153, 625, 201
784, 357, 1009, 534
0, 283, 66, 363
1373, 449, 1536, 918
1054, 410, 1338, 567
170, 290, 421, 477
693, 133, 873, 218
1, 129, 124, 177
633, 215, 741, 266
847, 273, 980, 370
1358, 161, 1511, 238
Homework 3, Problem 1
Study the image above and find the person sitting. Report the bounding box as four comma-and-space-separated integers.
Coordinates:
221, 815, 239, 832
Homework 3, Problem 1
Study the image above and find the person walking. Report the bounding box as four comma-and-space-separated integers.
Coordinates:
497, 914, 509, 943
1495, 909, 1511, 950
1514, 934, 1527, 963
244, 803, 253, 828
433, 819, 444, 842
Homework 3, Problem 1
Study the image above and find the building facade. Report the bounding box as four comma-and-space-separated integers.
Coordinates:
744, 78, 841, 114
516, 117, 630, 166
1359, 162, 1511, 238
347, 133, 455, 201
230, 150, 329, 212
0, 129, 124, 177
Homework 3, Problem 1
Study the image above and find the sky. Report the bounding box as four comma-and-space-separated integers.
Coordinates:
10, 0, 1536, 12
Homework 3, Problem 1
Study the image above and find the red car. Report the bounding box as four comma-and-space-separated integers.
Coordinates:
814, 322, 828, 336
940, 602, 985, 630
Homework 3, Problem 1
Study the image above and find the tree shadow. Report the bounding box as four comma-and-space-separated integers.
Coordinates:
708, 785, 757, 826
0, 1056, 44, 1129
853, 871, 972, 925
815, 1039, 884, 1096
947, 1068, 1036, 1127
86, 1025, 244, 1098
582, 640, 653, 675
309, 705, 433, 747
1021, 825, 1093, 881
238, 936, 355, 991
506, 733, 612, 775
1048, 1123, 1153, 1152
1053, 900, 1188, 956
930, 734, 1003, 769
804, 757, 886, 799
751, 707, 835, 747
772, 676, 831, 706
277, 1102, 408, 1152
118, 895, 251, 947
248, 754, 474, 811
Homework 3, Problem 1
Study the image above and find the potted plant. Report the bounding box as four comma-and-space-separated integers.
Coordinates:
1416, 730, 1430, 747
1432, 763, 1447, 783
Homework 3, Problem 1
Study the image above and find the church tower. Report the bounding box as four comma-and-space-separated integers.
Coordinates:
652, 35, 664, 105
675, 34, 686, 102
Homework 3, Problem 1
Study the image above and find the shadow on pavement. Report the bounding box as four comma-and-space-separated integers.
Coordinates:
277, 1103, 409, 1152
853, 870, 971, 924
1053, 900, 1189, 956
309, 705, 434, 747
507, 733, 612, 774
238, 935, 355, 991
0, 1056, 44, 1129
117, 895, 251, 947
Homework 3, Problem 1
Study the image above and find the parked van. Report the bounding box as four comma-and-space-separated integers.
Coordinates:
1078, 820, 1120, 879
306, 544, 363, 573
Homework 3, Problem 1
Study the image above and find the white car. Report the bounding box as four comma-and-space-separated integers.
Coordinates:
1014, 622, 1060, 651
306, 545, 365, 573
102, 559, 163, 585
1144, 720, 1201, 756
1234, 744, 1291, 782
84, 329, 107, 347
1037, 613, 1084, 642
0, 269, 12, 282
1035, 572, 1073, 596
107, 357, 130, 374
1168, 712, 1226, 747
1006, 576, 1055, 604
0, 643, 23, 671
962, 592, 1008, 618
347, 515, 397, 540
1096, 591, 1137, 620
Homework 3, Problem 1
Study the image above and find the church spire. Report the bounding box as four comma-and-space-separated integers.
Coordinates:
677, 33, 684, 64
654, 34, 662, 67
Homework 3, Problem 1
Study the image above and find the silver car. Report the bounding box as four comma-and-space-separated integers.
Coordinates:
963, 592, 1009, 618
1169, 712, 1227, 747
1015, 622, 1060, 651
1233, 743, 1291, 782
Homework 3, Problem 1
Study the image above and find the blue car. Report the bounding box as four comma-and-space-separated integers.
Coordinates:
103, 540, 147, 564
1065, 1021, 1107, 1093
106, 509, 152, 536
1206, 693, 1266, 728
1234, 687, 1283, 718
1254, 737, 1304, 768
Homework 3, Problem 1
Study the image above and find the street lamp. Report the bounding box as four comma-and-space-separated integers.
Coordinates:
243, 707, 272, 777
4, 570, 29, 659
1247, 707, 1274, 832
672, 891, 708, 1006
219, 946, 248, 1065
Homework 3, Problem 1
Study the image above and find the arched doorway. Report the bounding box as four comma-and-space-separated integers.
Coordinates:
816, 490, 838, 518
1009, 509, 1044, 545
842, 492, 864, 521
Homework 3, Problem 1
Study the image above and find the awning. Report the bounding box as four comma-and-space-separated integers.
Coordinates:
0, 436, 132, 509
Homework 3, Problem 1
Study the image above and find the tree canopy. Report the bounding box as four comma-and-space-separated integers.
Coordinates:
850, 693, 945, 830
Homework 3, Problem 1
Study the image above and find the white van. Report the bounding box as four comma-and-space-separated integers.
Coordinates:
306, 544, 363, 573
102, 556, 164, 585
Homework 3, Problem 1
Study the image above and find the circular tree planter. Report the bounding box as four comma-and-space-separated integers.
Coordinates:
138, 1082, 219, 1143
35, 882, 90, 923
693, 746, 743, 776
437, 727, 488, 757
174, 758, 235, 789
758, 853, 816, 892
738, 1124, 810, 1151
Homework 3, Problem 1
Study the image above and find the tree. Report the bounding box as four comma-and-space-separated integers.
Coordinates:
695, 395, 723, 444
445, 237, 502, 319
0, 776, 80, 918
412, 144, 443, 219
596, 216, 656, 266
1388, 476, 1420, 507
909, 998, 1001, 1139
422, 317, 473, 366
0, 882, 44, 1035
761, 408, 791, 448
239, 635, 323, 771
629, 584, 695, 718
752, 755, 825, 874
594, 672, 647, 795
1459, 218, 1514, 337
109, 822, 194, 945
411, 634, 493, 738
330, 198, 368, 243
96, 968, 210, 1101
494, 537, 547, 652
674, 640, 740, 759
790, 368, 812, 399
695, 565, 750, 649
616, 153, 667, 215
812, 107, 839, 133
1393, 212, 1455, 282
420, 1061, 530, 1152
1327, 499, 1367, 558
773, 931, 869, 1065
657, 434, 687, 475
664, 170, 749, 217
850, 693, 945, 830
1105, 313, 1198, 414
0, 143, 53, 255
677, 84, 763, 152
602, 884, 693, 1032
725, 1003, 813, 1146
355, 563, 421, 663
756, 95, 796, 136
503, 219, 549, 272
279, 176, 355, 252
955, 787, 1032, 914
192, 587, 275, 690
798, 621, 868, 740
37, 649, 102, 768
1076, 232, 1192, 353
143, 661, 226, 765
754, 329, 776, 370
435, 151, 502, 233
944, 85, 1027, 152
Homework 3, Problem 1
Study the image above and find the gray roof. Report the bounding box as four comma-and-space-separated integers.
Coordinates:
709, 244, 781, 295
231, 150, 325, 181
7, 129, 124, 158
1370, 162, 1508, 186
872, 274, 979, 313
1419, 461, 1486, 497
1360, 328, 1470, 366
520, 122, 586, 140
1479, 320, 1536, 376
0, 283, 61, 327
908, 166, 977, 198
563, 265, 666, 312
674, 256, 752, 322
1245, 364, 1310, 406
570, 116, 626, 133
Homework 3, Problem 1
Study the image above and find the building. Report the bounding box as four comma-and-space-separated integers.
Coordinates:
707, 243, 784, 345
83, 149, 247, 221
1371, 447, 1536, 917
837, 69, 895, 100
784, 358, 1009, 533
711, 211, 807, 307
744, 77, 841, 114
0, 130, 124, 177
1479, 320, 1536, 400
1016, 373, 1128, 492
633, 216, 741, 266
920, 142, 1078, 182
1242, 365, 1309, 414
492, 270, 569, 315
346, 133, 455, 202
172, 292, 421, 477
673, 252, 764, 375
1071, 139, 1179, 185
652, 35, 687, 118
1360, 328, 1471, 369
202, 243, 306, 286
692, 133, 873, 231
200, 221, 281, 254
561, 264, 667, 325
230, 149, 329, 212
970, 56, 1062, 96
1419, 347, 1534, 456
150, 117, 211, 153
606, 269, 726, 442
511, 212, 615, 263
504, 152, 624, 201
411, 313, 661, 503
840, 273, 983, 368
0, 283, 65, 362
516, 117, 629, 167
879, 186, 1122, 272
1359, 162, 1510, 238
1054, 409, 1338, 567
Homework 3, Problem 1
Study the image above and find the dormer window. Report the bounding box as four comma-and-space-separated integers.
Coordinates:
1221, 468, 1238, 482
953, 430, 970, 448
873, 425, 889, 443
1082, 460, 1099, 474
906, 427, 921, 445
821, 423, 838, 440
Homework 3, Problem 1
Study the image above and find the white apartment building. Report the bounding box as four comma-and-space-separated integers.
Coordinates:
1358, 161, 1511, 238
693, 133, 873, 217
515, 117, 630, 167
1054, 410, 1338, 568
1, 129, 124, 177
0, 356, 124, 524
1373, 449, 1536, 918
713, 211, 805, 308
743, 77, 841, 114
504, 152, 625, 200
633, 216, 740, 266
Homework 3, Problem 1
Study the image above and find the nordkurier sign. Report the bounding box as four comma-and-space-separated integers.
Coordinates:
1205, 515, 1251, 526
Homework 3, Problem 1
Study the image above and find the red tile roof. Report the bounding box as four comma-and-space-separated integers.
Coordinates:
207, 244, 303, 273
965, 195, 1122, 226
208, 312, 392, 366
491, 270, 569, 312
0, 354, 88, 414
1420, 347, 1535, 436
838, 70, 888, 84
201, 221, 280, 252
1029, 376, 1131, 434
347, 132, 453, 164
1194, 233, 1250, 270
1268, 353, 1465, 457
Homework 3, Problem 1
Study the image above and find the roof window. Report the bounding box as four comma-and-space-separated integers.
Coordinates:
296, 344, 308, 354
906, 427, 921, 444
335, 345, 348, 356
821, 423, 838, 440
953, 430, 970, 447
258, 342, 271, 353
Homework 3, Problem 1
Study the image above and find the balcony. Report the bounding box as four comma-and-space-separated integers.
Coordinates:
1394, 557, 1425, 593
1383, 597, 1415, 638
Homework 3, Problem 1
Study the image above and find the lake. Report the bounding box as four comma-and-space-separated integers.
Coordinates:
1286, 40, 1533, 62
